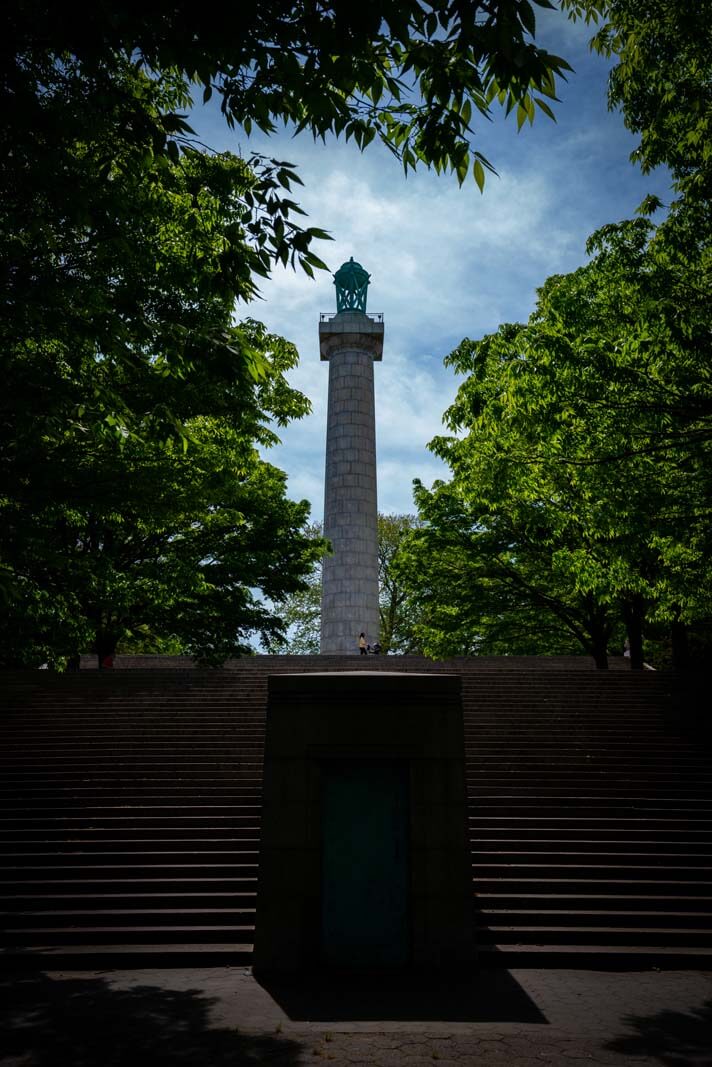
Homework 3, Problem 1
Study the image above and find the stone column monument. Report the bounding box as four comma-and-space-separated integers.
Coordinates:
319, 258, 383, 654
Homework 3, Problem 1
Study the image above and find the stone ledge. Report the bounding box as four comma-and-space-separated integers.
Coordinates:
319, 313, 384, 361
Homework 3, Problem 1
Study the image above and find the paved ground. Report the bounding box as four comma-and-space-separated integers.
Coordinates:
1, 966, 711, 1066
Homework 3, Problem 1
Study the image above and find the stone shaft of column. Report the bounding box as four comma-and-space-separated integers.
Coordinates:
319, 315, 383, 654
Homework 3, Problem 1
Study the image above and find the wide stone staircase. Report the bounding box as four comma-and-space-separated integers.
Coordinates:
1, 657, 710, 967
463, 668, 712, 966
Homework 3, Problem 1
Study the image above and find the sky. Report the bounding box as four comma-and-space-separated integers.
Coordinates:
190, 8, 672, 523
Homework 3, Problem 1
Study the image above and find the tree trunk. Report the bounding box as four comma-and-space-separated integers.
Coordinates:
622, 595, 645, 670
95, 631, 118, 669
671, 621, 689, 673
592, 645, 609, 670
584, 598, 610, 669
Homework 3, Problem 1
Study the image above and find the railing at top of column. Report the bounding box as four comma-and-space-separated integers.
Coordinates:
320, 312, 384, 323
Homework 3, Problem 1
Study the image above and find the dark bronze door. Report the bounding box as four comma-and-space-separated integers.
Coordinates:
320, 760, 410, 967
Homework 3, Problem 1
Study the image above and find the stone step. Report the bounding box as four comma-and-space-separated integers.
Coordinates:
1, 907, 255, 929
0, 892, 256, 911
467, 787, 712, 798
473, 877, 712, 896
0, 804, 261, 817
474, 945, 712, 968
475, 893, 712, 911
473, 862, 712, 879
0, 770, 263, 781
476, 909, 712, 928
467, 758, 710, 768
472, 770, 704, 779
2, 862, 259, 879
0, 835, 260, 850
0, 944, 253, 967
470, 838, 712, 853
3, 925, 253, 945
1, 876, 257, 894
470, 816, 712, 829
471, 847, 712, 862
1, 847, 260, 863
1, 758, 264, 768
469, 804, 712, 817
0, 784, 262, 794
475, 925, 712, 947
471, 828, 712, 840
1, 809, 260, 821
0, 743, 261, 753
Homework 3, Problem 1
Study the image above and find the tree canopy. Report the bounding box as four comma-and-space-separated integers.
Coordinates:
397, 215, 712, 668
377, 513, 425, 653
1, 54, 330, 446
0, 323, 327, 668
393, 1, 712, 670
581, 0, 712, 207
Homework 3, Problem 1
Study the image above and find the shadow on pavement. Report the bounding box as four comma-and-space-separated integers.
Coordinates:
256, 967, 547, 1024
606, 998, 712, 1067
0, 972, 304, 1067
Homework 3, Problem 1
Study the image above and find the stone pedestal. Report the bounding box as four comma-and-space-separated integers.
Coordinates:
253, 672, 475, 973
319, 312, 383, 655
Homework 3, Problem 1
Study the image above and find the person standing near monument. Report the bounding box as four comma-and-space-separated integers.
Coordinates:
358, 632, 367, 655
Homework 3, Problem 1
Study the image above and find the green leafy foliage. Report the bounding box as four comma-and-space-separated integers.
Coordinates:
1, 28, 338, 664
6, 1, 578, 201
1, 54, 326, 445
0, 4, 588, 665
0, 323, 326, 667
263, 523, 325, 656
377, 514, 425, 653
398, 1, 712, 669
1, 4, 590, 443
394, 482, 622, 664
581, 0, 712, 205
397, 216, 712, 668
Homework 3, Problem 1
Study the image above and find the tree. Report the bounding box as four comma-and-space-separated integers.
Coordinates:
574, 0, 712, 208
377, 514, 424, 653
393, 2, 712, 669
264, 523, 324, 655
399, 217, 712, 668
395, 487, 623, 663
1, 56, 327, 447
0, 46, 331, 635
0, 323, 327, 667
267, 514, 424, 654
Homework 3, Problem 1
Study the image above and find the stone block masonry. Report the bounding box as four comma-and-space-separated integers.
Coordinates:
319, 311, 384, 655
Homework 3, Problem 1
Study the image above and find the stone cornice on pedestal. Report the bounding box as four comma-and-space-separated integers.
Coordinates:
319, 310, 384, 361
